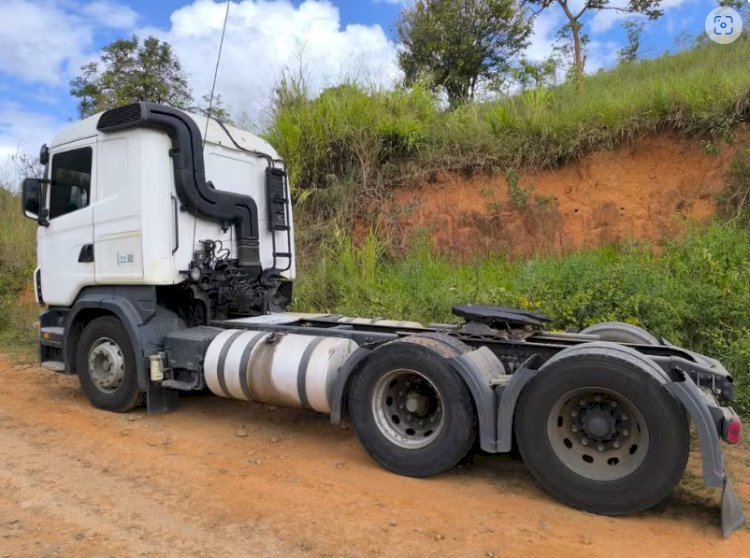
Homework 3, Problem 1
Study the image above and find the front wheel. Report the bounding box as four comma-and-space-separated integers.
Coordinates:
349, 342, 476, 477
76, 316, 144, 412
515, 343, 689, 515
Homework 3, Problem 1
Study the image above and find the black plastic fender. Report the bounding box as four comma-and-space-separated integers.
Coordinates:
64, 286, 183, 412
330, 334, 507, 454
499, 341, 745, 537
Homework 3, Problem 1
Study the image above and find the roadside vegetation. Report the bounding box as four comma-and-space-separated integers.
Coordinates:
293, 223, 750, 416
0, 187, 38, 347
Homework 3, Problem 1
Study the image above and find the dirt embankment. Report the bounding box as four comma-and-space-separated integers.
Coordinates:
380, 131, 747, 259
0, 353, 749, 557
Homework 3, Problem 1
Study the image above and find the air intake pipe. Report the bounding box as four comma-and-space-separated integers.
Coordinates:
97, 102, 262, 275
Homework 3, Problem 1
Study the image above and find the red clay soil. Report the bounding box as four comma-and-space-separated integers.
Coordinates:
0, 353, 749, 557
383, 131, 748, 259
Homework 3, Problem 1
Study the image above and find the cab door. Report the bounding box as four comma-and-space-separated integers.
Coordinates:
38, 139, 96, 306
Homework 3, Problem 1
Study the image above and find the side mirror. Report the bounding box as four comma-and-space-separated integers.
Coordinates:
22, 178, 40, 218
21, 178, 49, 226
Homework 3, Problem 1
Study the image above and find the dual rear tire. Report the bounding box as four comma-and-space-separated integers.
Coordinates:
514, 343, 690, 515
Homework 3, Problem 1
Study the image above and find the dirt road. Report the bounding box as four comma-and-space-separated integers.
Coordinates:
0, 352, 748, 558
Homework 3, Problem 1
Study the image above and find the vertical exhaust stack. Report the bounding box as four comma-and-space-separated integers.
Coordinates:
97, 102, 263, 275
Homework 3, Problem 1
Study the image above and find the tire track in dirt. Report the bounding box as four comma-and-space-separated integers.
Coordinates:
0, 354, 748, 557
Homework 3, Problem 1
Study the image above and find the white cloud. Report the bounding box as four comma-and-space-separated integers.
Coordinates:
0, 0, 93, 84
141, 0, 402, 125
0, 0, 138, 85
525, 9, 565, 63
82, 0, 139, 29
590, 0, 699, 34
0, 102, 62, 186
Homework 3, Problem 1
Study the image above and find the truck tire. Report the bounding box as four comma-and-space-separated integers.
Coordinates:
349, 342, 476, 477
580, 322, 659, 345
514, 344, 689, 515
76, 316, 144, 412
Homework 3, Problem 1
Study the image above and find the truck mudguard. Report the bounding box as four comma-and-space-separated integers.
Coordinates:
497, 341, 745, 537
64, 286, 184, 397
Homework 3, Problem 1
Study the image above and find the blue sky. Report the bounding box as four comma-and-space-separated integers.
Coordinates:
0, 0, 728, 180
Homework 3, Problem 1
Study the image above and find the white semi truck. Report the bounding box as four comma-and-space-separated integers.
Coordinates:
21, 102, 745, 536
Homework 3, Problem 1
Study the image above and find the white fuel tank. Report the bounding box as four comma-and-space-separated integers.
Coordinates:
203, 329, 358, 413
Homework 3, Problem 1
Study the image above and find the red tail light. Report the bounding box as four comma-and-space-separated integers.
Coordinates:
725, 416, 742, 445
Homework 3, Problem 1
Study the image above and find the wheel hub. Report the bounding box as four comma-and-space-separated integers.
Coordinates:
372, 369, 445, 449
579, 402, 620, 441
88, 338, 125, 393
547, 388, 649, 482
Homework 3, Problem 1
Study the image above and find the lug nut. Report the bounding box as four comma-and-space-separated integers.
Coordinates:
581, 437, 589, 446
610, 401, 618, 407
595, 395, 602, 402
570, 410, 578, 418
622, 429, 629, 437
613, 441, 621, 449
621, 413, 628, 421
579, 399, 587, 406
571, 426, 578, 433
597, 444, 604, 452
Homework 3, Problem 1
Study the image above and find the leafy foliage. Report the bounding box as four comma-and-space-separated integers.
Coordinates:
0, 186, 38, 345
617, 20, 645, 64
718, 148, 750, 225
397, 0, 531, 107
293, 223, 750, 416
70, 36, 192, 118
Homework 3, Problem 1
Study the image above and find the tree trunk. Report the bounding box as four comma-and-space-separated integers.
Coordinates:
571, 21, 584, 92
556, 1, 585, 92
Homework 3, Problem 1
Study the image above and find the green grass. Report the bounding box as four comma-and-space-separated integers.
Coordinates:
0, 187, 38, 346
293, 223, 750, 416
267, 39, 750, 214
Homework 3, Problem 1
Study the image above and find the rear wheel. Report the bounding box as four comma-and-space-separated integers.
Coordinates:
76, 316, 143, 412
515, 344, 689, 515
349, 342, 476, 477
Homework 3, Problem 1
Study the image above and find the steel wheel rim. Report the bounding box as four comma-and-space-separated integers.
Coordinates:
372, 368, 445, 449
547, 387, 649, 482
87, 337, 125, 393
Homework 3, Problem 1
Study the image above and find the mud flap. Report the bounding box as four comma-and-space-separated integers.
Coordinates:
666, 377, 747, 537
722, 477, 746, 538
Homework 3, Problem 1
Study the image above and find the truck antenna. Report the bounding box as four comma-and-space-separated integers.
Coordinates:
204, 0, 231, 147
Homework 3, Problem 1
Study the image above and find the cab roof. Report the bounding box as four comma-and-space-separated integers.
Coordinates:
48, 107, 280, 160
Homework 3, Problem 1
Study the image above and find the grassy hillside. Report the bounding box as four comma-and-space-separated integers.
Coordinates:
0, 187, 38, 345
268, 39, 750, 216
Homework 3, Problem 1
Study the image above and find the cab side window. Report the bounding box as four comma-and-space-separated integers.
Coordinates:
50, 147, 92, 219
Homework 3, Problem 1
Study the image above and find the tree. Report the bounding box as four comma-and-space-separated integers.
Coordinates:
617, 20, 644, 64
397, 0, 531, 108
551, 23, 590, 83
512, 57, 558, 91
530, 0, 663, 90
71, 36, 192, 118
198, 93, 234, 125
